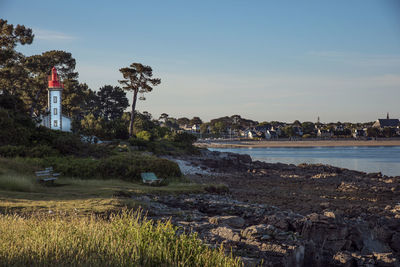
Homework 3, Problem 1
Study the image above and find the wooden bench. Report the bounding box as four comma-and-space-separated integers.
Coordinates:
141, 172, 163, 185
35, 167, 60, 185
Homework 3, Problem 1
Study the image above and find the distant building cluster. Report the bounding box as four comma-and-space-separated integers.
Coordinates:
171, 113, 400, 140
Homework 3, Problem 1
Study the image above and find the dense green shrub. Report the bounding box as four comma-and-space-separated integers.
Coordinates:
0, 145, 59, 158
24, 157, 101, 178
98, 154, 181, 181
24, 154, 181, 181
171, 132, 197, 144
128, 137, 149, 148
52, 134, 84, 155
27, 145, 59, 157
0, 145, 27, 157
136, 130, 152, 141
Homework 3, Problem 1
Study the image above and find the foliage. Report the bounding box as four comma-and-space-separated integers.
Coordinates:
119, 63, 161, 136
0, 211, 241, 267
0, 172, 37, 192
212, 121, 226, 135
383, 127, 396, 138
200, 123, 210, 134
301, 121, 315, 134
189, 116, 203, 125
23, 154, 182, 181
95, 85, 129, 121
80, 113, 105, 140
367, 127, 380, 138
177, 117, 190, 126
0, 145, 59, 158
0, 19, 34, 96
136, 130, 152, 141
282, 126, 295, 137
171, 132, 197, 145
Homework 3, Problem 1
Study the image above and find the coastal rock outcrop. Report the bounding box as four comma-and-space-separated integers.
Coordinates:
156, 150, 400, 266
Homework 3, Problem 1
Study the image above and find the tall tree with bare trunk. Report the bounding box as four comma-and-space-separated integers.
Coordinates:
119, 63, 161, 136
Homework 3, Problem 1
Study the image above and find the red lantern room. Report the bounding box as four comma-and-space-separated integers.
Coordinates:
48, 67, 64, 88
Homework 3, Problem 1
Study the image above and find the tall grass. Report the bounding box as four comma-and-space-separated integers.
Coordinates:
0, 211, 242, 267
0, 173, 36, 192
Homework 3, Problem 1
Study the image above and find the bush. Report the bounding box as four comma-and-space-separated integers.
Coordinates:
52, 134, 83, 155
136, 130, 152, 141
27, 145, 59, 158
0, 173, 37, 192
0, 145, 59, 158
24, 154, 182, 182
128, 137, 149, 148
0, 145, 27, 157
172, 132, 197, 145
97, 154, 182, 181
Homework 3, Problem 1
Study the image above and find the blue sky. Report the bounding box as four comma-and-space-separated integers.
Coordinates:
2, 0, 400, 123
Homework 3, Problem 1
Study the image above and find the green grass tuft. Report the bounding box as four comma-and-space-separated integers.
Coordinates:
0, 172, 37, 192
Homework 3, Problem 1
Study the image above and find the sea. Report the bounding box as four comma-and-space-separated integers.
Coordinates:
209, 146, 400, 177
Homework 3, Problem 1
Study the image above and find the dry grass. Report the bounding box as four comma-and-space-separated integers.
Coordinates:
0, 211, 241, 266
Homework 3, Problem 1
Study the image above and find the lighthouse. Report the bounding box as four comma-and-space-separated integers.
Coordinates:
41, 67, 71, 132
48, 67, 63, 130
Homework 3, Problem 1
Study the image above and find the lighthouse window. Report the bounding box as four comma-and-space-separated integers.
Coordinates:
54, 120, 58, 127
54, 108, 57, 115
53, 96, 57, 103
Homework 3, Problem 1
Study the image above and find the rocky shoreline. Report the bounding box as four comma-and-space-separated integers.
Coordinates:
138, 150, 400, 266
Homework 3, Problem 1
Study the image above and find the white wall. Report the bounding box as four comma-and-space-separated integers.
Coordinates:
49, 89, 62, 130
62, 116, 71, 132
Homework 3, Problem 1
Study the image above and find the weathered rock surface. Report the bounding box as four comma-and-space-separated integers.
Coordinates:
128, 192, 400, 266
151, 150, 400, 266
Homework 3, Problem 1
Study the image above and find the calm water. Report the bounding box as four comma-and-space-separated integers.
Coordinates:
209, 146, 400, 177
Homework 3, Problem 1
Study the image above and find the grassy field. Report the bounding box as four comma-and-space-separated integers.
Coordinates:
0, 211, 240, 266
0, 157, 240, 266
0, 157, 206, 214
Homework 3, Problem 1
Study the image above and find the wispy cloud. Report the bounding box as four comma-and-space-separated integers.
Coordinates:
308, 51, 400, 68
34, 29, 76, 41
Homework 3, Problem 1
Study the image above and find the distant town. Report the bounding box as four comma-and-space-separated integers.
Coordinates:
158, 113, 400, 140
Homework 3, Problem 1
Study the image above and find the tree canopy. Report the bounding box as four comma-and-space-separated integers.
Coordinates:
119, 63, 161, 136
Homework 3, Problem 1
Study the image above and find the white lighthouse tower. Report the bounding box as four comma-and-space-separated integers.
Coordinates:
41, 67, 71, 132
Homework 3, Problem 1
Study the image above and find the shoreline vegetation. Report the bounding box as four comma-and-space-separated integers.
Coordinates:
195, 138, 400, 148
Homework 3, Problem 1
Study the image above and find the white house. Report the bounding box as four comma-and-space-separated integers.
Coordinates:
191, 124, 200, 132
244, 130, 257, 139
317, 129, 332, 138
40, 67, 71, 132
265, 130, 278, 140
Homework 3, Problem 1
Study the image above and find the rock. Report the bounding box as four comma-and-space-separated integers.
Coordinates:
209, 215, 245, 228
261, 234, 272, 241
241, 224, 276, 240
390, 232, 400, 252
333, 251, 357, 266
263, 214, 290, 231
373, 252, 399, 266
211, 226, 241, 242
323, 211, 336, 219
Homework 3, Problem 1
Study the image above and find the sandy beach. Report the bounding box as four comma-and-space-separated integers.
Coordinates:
195, 139, 400, 148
